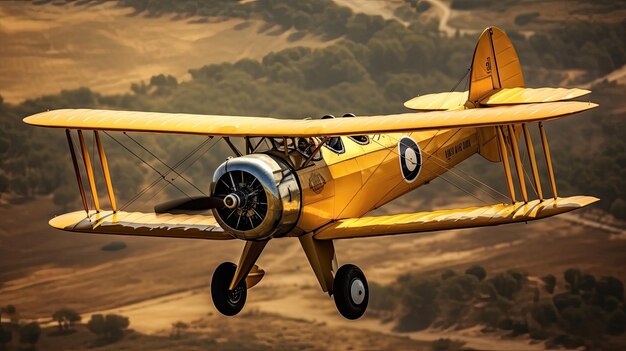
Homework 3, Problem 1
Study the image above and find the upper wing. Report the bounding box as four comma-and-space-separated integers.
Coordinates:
49, 210, 233, 240
314, 196, 598, 240
404, 87, 591, 111
23, 101, 596, 137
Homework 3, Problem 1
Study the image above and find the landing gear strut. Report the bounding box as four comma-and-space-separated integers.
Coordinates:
333, 264, 369, 319
211, 262, 247, 316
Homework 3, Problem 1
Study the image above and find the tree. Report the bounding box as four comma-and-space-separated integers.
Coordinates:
0, 305, 17, 327
542, 274, 557, 294
465, 265, 487, 281
171, 321, 189, 339
531, 301, 558, 327
0, 325, 12, 350
597, 276, 624, 302
52, 308, 81, 332
87, 314, 105, 338
88, 314, 130, 341
564, 268, 582, 293
19, 322, 40, 349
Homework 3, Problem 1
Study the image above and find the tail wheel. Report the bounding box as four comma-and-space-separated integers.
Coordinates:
333, 264, 369, 320
211, 262, 247, 316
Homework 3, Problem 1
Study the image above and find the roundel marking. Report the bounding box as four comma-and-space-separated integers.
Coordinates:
398, 136, 422, 183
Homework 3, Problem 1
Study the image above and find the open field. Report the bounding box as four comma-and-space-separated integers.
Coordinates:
1, 196, 625, 350
0, 1, 330, 104
413, 0, 626, 37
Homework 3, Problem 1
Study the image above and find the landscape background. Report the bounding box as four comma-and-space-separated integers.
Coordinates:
1, 0, 625, 350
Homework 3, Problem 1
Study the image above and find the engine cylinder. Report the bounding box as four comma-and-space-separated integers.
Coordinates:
211, 154, 301, 240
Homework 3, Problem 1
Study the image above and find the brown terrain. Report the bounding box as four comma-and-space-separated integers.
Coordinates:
0, 1, 331, 104
1, 194, 625, 350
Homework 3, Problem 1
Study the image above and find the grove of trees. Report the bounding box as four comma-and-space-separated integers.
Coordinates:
368, 266, 626, 349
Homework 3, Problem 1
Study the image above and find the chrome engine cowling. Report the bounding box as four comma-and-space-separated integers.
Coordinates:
211, 154, 301, 240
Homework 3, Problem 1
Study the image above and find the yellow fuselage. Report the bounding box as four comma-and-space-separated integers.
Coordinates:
293, 128, 479, 233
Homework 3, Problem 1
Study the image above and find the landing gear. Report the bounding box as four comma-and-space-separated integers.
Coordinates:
211, 262, 247, 316
333, 264, 369, 320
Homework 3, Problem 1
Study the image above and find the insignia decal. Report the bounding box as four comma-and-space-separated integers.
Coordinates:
486, 57, 492, 73
398, 136, 422, 183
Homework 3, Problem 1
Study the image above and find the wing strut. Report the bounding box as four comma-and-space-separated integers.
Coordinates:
522, 124, 544, 201
77, 130, 101, 212
94, 131, 118, 212
507, 125, 528, 203
539, 122, 558, 199
66, 129, 89, 216
496, 126, 516, 203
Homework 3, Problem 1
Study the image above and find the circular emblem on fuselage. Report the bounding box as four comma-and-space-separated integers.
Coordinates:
398, 136, 422, 183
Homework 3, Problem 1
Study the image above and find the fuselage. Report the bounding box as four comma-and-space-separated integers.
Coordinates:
291, 128, 480, 234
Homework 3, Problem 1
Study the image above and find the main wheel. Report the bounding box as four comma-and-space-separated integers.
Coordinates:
211, 262, 247, 316
333, 264, 369, 320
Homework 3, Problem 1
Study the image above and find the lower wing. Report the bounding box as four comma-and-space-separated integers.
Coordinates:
314, 196, 598, 240
49, 210, 232, 240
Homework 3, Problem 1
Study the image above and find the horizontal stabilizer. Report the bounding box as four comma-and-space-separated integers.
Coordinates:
404, 87, 591, 111
481, 87, 591, 105
404, 91, 468, 111
49, 210, 232, 240
314, 196, 599, 240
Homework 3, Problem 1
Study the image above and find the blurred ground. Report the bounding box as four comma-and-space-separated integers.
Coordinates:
1, 196, 625, 350
0, 1, 330, 103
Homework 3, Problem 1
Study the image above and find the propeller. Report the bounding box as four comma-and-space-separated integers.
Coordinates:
154, 196, 225, 214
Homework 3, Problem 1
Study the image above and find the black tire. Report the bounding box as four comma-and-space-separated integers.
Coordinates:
211, 262, 247, 316
333, 264, 369, 320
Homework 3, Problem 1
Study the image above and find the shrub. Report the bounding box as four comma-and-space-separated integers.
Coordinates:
0, 326, 12, 348
52, 308, 82, 332
19, 322, 41, 347
441, 275, 478, 302
564, 268, 582, 293
487, 273, 520, 300
369, 282, 396, 311
440, 269, 456, 280
479, 306, 503, 327
101, 241, 127, 251
607, 309, 626, 335
597, 276, 624, 301
511, 320, 529, 336
396, 276, 440, 331
87, 314, 130, 341
531, 301, 558, 327
465, 265, 487, 281
542, 274, 556, 294
553, 293, 582, 313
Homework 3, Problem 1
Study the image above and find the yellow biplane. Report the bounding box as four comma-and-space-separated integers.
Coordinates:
23, 27, 598, 319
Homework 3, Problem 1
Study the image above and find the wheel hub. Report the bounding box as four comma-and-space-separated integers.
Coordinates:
350, 278, 365, 305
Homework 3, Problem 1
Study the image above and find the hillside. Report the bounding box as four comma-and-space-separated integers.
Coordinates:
0, 1, 331, 104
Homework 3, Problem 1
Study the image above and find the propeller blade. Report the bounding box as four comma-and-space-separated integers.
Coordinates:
154, 196, 224, 214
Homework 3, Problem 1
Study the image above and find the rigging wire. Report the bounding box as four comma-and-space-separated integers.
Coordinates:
138, 136, 220, 207
123, 132, 207, 195
103, 132, 212, 210
123, 136, 215, 210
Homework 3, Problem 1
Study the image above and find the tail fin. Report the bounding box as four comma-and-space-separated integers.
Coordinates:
470, 27, 524, 162
466, 26, 525, 108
